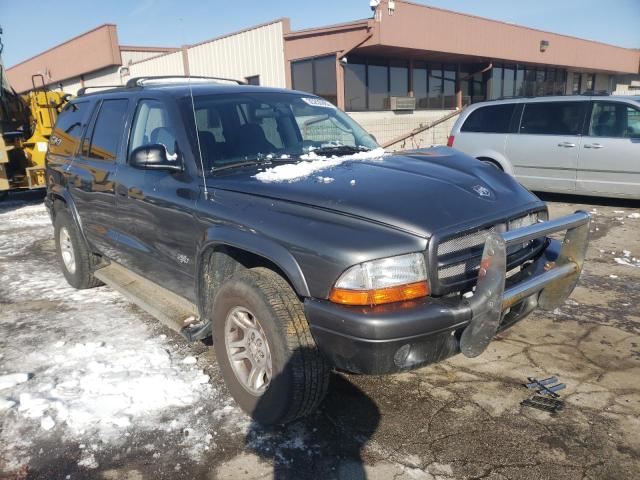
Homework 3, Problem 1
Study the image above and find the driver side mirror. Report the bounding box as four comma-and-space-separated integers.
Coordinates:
129, 144, 182, 171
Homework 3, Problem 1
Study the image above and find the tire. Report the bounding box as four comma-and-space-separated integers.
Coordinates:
54, 209, 103, 290
211, 267, 330, 425
479, 158, 503, 171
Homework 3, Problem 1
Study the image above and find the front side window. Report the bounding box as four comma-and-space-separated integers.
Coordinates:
87, 99, 129, 162
183, 92, 378, 171
129, 99, 177, 157
589, 102, 640, 138
519, 101, 586, 135
461, 104, 516, 133
50, 101, 90, 156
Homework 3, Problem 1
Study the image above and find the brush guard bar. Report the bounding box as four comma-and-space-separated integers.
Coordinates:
460, 211, 591, 358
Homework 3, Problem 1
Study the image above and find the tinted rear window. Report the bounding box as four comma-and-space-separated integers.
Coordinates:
461, 104, 515, 133
87, 99, 129, 162
519, 101, 586, 135
49, 102, 90, 156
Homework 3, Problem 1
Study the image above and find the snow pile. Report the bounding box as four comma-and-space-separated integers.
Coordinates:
0, 200, 247, 471
253, 147, 386, 183
614, 249, 639, 268
628, 213, 640, 219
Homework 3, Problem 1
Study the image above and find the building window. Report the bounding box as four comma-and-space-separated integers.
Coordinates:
489, 64, 567, 99
344, 57, 409, 111
571, 72, 597, 94
291, 55, 337, 105
344, 62, 367, 111
412, 62, 458, 110
245, 75, 260, 86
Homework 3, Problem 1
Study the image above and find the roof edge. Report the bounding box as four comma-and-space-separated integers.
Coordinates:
398, 0, 640, 53
188, 18, 290, 50
7, 24, 118, 70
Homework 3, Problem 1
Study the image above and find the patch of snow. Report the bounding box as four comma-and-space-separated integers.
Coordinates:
350, 179, 356, 186
614, 257, 640, 268
0, 398, 16, 411
613, 210, 625, 214
627, 213, 640, 219
316, 176, 334, 184
40, 416, 55, 431
609, 275, 618, 279
0, 373, 30, 391
0, 201, 247, 471
253, 147, 386, 183
77, 453, 98, 469
182, 355, 197, 365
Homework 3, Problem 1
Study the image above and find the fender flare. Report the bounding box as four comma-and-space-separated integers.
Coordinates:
49, 188, 89, 246
196, 224, 311, 302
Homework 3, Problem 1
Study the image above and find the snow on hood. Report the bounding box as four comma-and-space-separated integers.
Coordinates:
253, 147, 387, 183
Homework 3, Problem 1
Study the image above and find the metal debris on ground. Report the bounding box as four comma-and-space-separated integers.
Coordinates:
521, 395, 565, 413
521, 376, 566, 413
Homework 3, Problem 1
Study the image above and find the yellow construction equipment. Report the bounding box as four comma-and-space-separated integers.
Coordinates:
1, 28, 69, 200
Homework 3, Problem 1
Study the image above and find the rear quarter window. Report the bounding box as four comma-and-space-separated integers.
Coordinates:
49, 102, 90, 156
461, 104, 515, 133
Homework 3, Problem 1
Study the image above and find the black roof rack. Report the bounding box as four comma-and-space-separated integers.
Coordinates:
76, 76, 247, 96
124, 75, 247, 88
77, 85, 123, 96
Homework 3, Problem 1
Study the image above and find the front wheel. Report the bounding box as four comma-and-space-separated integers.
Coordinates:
212, 267, 330, 425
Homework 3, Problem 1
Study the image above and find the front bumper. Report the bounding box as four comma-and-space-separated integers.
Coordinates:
305, 211, 590, 374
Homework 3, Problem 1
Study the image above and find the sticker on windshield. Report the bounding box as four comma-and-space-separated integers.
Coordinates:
301, 97, 336, 109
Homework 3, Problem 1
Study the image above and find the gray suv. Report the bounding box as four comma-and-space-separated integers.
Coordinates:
46, 76, 590, 424
449, 95, 640, 199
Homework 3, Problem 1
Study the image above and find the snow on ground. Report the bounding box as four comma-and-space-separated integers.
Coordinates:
0, 199, 248, 473
253, 147, 386, 183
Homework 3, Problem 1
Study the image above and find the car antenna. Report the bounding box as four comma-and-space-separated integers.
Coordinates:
181, 18, 209, 199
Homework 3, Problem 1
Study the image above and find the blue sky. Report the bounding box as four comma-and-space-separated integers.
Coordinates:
2, 0, 639, 67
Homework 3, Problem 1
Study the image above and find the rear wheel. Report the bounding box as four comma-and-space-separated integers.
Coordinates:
212, 267, 330, 425
54, 210, 103, 289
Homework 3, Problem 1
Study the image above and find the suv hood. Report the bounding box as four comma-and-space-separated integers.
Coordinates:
208, 148, 543, 238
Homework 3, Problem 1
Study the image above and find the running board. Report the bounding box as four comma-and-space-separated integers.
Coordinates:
94, 262, 207, 340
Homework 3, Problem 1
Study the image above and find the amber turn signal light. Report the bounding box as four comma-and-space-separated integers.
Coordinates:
329, 281, 429, 306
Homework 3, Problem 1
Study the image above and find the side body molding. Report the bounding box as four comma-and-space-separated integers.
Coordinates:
197, 224, 311, 298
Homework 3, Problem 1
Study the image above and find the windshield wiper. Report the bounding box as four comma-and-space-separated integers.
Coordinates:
310, 145, 371, 157
211, 158, 270, 172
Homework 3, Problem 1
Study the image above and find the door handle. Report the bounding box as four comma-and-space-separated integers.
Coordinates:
557, 142, 576, 148
584, 143, 604, 149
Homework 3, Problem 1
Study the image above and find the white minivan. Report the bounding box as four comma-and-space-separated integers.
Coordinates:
448, 95, 640, 199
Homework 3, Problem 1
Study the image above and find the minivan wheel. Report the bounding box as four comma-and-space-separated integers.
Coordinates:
479, 158, 503, 171
54, 210, 103, 289
212, 267, 330, 425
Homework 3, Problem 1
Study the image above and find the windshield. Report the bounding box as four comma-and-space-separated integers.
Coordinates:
181, 92, 379, 171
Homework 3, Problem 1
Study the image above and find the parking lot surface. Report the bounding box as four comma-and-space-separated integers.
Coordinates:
1, 191, 639, 480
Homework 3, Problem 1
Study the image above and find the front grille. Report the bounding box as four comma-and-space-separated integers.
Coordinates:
435, 212, 543, 289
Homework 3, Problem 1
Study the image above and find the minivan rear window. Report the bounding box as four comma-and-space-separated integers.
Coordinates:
519, 101, 586, 135
461, 104, 515, 133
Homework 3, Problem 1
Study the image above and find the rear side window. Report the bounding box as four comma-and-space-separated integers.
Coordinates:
49, 102, 90, 156
588, 101, 640, 138
519, 102, 586, 135
87, 99, 129, 162
461, 104, 516, 133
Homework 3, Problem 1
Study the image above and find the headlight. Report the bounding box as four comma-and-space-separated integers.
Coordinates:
329, 252, 429, 306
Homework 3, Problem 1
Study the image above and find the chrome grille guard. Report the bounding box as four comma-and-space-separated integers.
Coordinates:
459, 211, 591, 358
